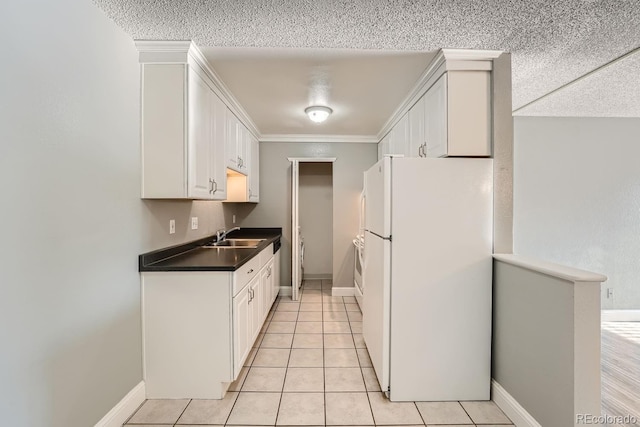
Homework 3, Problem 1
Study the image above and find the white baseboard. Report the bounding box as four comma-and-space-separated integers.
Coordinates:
332, 287, 355, 297
95, 381, 145, 427
491, 379, 540, 427
279, 286, 292, 297
601, 309, 640, 322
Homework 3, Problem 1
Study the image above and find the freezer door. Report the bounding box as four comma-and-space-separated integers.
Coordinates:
362, 230, 391, 394
364, 157, 391, 238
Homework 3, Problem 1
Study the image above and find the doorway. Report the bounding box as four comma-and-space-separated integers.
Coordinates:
289, 157, 336, 301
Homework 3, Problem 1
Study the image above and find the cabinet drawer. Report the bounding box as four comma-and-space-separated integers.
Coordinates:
233, 256, 260, 296
259, 244, 274, 268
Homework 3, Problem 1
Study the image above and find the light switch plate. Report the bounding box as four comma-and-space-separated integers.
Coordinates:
169, 219, 176, 234
191, 217, 198, 230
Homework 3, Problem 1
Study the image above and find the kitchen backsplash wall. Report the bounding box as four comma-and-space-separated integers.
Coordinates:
142, 200, 237, 250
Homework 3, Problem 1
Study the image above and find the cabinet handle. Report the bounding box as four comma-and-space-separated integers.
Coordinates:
249, 288, 253, 302
212, 179, 218, 194
248, 189, 252, 197
209, 178, 214, 193
248, 269, 254, 274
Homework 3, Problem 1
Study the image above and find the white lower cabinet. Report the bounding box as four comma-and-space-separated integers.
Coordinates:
142, 243, 277, 399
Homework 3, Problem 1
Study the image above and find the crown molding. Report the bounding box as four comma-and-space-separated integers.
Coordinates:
376, 48, 503, 141
135, 40, 261, 138
259, 134, 378, 144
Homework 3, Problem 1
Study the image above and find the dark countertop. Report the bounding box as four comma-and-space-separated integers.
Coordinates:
139, 228, 282, 272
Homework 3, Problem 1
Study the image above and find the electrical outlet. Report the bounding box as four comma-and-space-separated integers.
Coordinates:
607, 288, 614, 299
191, 217, 198, 230
169, 219, 176, 234
232, 214, 236, 224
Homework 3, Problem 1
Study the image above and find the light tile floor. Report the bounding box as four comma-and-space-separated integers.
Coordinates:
125, 279, 513, 426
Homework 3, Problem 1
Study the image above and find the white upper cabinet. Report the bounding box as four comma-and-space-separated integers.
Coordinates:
380, 49, 496, 159
136, 41, 259, 202
248, 134, 259, 203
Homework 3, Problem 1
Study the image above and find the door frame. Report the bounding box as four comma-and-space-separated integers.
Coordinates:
288, 157, 336, 301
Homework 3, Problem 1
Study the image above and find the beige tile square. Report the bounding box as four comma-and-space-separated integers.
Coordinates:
283, 367, 324, 392
295, 321, 323, 333
242, 367, 286, 391
361, 367, 382, 391
276, 392, 325, 425
343, 296, 357, 303
288, 348, 324, 367
325, 368, 366, 392
325, 348, 360, 367
267, 321, 296, 334
415, 402, 472, 425
356, 348, 372, 367
460, 401, 512, 424
367, 392, 423, 425
325, 392, 374, 425
353, 333, 366, 348
300, 302, 323, 312
322, 288, 333, 296
324, 311, 349, 321
301, 294, 323, 302
226, 392, 281, 425
277, 303, 300, 312
347, 311, 363, 321
127, 399, 190, 424
345, 303, 361, 312
272, 311, 298, 322
324, 321, 352, 333
303, 289, 322, 295
303, 281, 322, 289
323, 295, 345, 303
298, 311, 323, 321
350, 321, 363, 334
177, 393, 238, 424
324, 334, 355, 349
292, 333, 324, 349
229, 366, 250, 391
260, 333, 293, 348
252, 348, 291, 367
244, 346, 259, 366
324, 303, 346, 312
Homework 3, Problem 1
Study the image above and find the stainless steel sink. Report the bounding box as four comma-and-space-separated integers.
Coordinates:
203, 238, 265, 249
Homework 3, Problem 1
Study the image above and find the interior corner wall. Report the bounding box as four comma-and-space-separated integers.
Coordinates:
513, 116, 640, 310
299, 162, 333, 278
235, 142, 377, 289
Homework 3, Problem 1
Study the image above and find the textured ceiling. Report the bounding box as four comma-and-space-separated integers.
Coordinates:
95, 0, 640, 121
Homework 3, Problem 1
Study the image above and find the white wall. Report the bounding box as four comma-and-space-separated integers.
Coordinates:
299, 162, 333, 278
235, 142, 377, 289
0, 1, 234, 425
514, 116, 640, 309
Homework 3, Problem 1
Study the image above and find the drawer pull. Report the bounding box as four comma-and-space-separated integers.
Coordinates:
248, 269, 254, 274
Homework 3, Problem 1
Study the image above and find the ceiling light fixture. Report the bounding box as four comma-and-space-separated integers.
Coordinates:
305, 106, 333, 123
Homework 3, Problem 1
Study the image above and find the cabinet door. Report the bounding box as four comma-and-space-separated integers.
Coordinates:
249, 275, 262, 342
391, 113, 410, 156
266, 258, 276, 307
239, 126, 250, 174
226, 111, 240, 171
233, 284, 251, 377
187, 68, 213, 199
425, 74, 448, 158
210, 93, 227, 200
408, 95, 425, 158
248, 135, 259, 203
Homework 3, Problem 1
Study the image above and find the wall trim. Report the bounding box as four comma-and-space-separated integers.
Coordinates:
261, 134, 378, 144
94, 381, 145, 427
332, 287, 356, 297
491, 379, 541, 427
278, 286, 292, 297
602, 309, 640, 322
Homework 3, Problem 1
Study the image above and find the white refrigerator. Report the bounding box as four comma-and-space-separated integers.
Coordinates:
362, 156, 493, 402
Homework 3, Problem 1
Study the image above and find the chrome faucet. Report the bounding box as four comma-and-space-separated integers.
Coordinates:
216, 227, 240, 242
